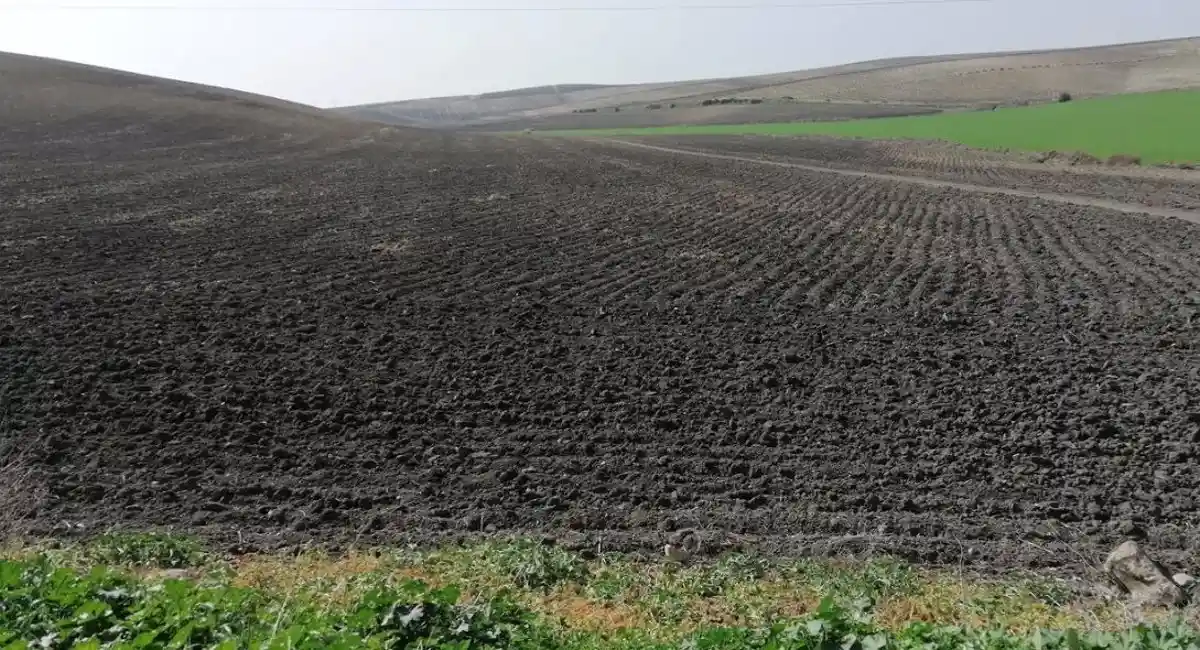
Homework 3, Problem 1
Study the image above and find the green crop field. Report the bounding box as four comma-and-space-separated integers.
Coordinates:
541, 90, 1200, 165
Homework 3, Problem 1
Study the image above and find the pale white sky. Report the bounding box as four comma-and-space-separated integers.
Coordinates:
0, 0, 1196, 107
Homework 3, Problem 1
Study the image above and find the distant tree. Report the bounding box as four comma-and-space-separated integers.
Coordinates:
1058, 91, 1073, 103
669, 103, 676, 108
614, 106, 621, 112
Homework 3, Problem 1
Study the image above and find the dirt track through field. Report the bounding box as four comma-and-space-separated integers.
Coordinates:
597, 139, 1200, 225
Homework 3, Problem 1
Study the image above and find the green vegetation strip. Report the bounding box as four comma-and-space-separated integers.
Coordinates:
2, 533, 1199, 648
539, 90, 1200, 165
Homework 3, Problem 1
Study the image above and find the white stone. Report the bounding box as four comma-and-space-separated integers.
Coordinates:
1103, 541, 1186, 607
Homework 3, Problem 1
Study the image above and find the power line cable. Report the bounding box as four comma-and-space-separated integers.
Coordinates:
0, 0, 1003, 11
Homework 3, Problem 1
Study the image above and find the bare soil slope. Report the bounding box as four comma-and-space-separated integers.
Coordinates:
338, 37, 1200, 129
336, 56, 962, 128
754, 37, 1200, 105
465, 101, 941, 132
627, 135, 1200, 212
0, 51, 379, 144
6, 55, 1200, 569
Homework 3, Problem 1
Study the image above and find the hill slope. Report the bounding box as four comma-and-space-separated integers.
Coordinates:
750, 37, 1200, 104
338, 36, 1200, 129
0, 51, 376, 147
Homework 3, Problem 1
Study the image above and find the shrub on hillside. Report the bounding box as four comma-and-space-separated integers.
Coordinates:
1058, 91, 1073, 102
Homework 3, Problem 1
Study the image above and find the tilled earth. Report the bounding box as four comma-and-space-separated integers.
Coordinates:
470, 101, 940, 132
4, 104, 1200, 568
648, 135, 1200, 212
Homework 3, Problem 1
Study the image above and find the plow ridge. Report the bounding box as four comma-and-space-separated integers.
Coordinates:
4, 119, 1200, 568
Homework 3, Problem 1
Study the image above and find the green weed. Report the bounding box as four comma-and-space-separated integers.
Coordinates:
4, 538, 1198, 648
779, 557, 921, 602
395, 540, 590, 593
82, 531, 208, 569
498, 542, 589, 592
0, 557, 529, 649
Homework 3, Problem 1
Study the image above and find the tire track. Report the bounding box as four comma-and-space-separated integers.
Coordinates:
596, 139, 1200, 225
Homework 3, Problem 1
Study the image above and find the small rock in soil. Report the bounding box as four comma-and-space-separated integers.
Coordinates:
1117, 519, 1147, 539
460, 512, 484, 530
665, 528, 701, 563
1103, 541, 1186, 607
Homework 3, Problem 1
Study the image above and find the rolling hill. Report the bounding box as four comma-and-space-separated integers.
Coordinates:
337, 36, 1200, 130
0, 51, 378, 147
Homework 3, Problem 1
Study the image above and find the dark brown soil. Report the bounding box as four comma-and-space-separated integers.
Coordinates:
644, 135, 1200, 212
5, 57, 1200, 569
468, 102, 941, 132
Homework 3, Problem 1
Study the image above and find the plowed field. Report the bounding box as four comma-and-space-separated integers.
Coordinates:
5, 111, 1200, 569
638, 135, 1200, 211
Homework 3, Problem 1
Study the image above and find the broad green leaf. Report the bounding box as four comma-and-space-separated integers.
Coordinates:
863, 632, 889, 650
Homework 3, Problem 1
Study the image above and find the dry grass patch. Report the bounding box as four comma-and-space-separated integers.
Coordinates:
231, 549, 393, 610
532, 586, 651, 633
9, 535, 1200, 643
0, 436, 47, 543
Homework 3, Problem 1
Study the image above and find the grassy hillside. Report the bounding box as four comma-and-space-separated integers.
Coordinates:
340, 37, 1200, 128
544, 90, 1200, 165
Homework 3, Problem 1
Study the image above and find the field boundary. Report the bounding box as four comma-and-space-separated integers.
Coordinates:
594, 138, 1200, 225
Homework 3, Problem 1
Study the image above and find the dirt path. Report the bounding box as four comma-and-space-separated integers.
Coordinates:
597, 138, 1200, 225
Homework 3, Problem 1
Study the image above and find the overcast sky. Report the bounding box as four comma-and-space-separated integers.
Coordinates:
0, 0, 1196, 107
